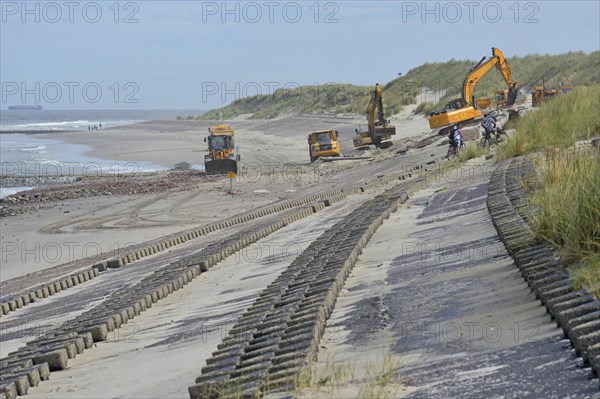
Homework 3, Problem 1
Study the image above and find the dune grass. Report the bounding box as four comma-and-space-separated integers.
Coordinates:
457, 142, 487, 162
497, 86, 600, 160
198, 51, 600, 120
290, 352, 403, 399
406, 51, 600, 115
529, 148, 600, 297
495, 85, 600, 297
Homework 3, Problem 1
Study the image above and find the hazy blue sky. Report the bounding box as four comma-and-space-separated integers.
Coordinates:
1, 1, 598, 109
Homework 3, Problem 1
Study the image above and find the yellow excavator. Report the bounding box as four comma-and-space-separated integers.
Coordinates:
308, 130, 341, 163
204, 124, 239, 175
353, 83, 396, 148
429, 47, 518, 134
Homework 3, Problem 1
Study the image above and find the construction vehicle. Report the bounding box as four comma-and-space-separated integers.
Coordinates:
353, 83, 396, 148
204, 124, 239, 175
532, 82, 573, 107
308, 130, 341, 163
495, 89, 509, 107
428, 47, 518, 135
476, 98, 492, 109
473, 88, 517, 110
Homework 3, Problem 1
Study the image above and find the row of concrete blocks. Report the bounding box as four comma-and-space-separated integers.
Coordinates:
0, 158, 424, 323
191, 226, 363, 388
0, 181, 347, 319
487, 158, 600, 385
0, 268, 100, 319
219, 189, 413, 345
262, 195, 404, 393
0, 200, 333, 398
0, 168, 425, 399
189, 191, 408, 397
0, 358, 51, 399
188, 185, 410, 398
105, 165, 421, 273
0, 165, 414, 321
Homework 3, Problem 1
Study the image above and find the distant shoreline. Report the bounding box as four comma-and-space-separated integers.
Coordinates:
0, 119, 214, 135
0, 129, 84, 134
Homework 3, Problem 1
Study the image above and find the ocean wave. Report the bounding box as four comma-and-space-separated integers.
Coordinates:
0, 119, 143, 131
20, 145, 46, 152
7, 120, 93, 128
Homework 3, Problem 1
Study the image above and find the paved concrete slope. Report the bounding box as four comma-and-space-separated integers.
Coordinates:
315, 160, 599, 398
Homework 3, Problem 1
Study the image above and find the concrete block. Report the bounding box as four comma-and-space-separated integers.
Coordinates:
94, 262, 108, 272
88, 324, 109, 342
36, 362, 51, 380
2, 382, 17, 399
10, 375, 29, 396
32, 348, 68, 371
25, 366, 41, 387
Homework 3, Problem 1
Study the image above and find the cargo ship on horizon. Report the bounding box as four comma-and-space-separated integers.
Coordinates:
8, 105, 43, 110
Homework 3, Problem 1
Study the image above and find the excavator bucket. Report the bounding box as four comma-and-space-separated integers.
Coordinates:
506, 87, 518, 106
205, 159, 238, 176
374, 125, 396, 137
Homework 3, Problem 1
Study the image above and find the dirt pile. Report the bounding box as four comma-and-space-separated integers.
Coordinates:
0, 172, 216, 217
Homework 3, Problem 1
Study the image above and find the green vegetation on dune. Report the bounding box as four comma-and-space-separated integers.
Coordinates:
197, 51, 599, 120
201, 84, 373, 120
531, 149, 600, 298
457, 142, 486, 162
499, 85, 600, 297
393, 50, 600, 115
497, 86, 600, 159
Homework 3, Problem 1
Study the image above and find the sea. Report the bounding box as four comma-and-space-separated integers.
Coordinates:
0, 109, 204, 197
0, 109, 200, 132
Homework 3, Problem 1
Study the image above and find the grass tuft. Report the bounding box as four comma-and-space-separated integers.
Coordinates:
529, 148, 600, 297
457, 142, 487, 162
572, 256, 600, 298
293, 351, 403, 399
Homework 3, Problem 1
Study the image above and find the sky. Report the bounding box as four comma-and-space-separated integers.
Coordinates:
1, 0, 599, 110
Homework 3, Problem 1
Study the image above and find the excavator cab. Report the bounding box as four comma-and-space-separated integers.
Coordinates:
444, 98, 466, 111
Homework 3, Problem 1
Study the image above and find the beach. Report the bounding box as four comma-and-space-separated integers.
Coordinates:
0, 107, 430, 281
2, 101, 594, 399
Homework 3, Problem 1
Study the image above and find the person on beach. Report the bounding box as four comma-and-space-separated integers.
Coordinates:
450, 123, 463, 155
99, 123, 102, 130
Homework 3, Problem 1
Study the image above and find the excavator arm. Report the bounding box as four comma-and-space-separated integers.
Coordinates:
354, 83, 396, 148
492, 47, 517, 88
366, 84, 382, 135
462, 47, 518, 106
367, 83, 395, 136
428, 47, 518, 131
